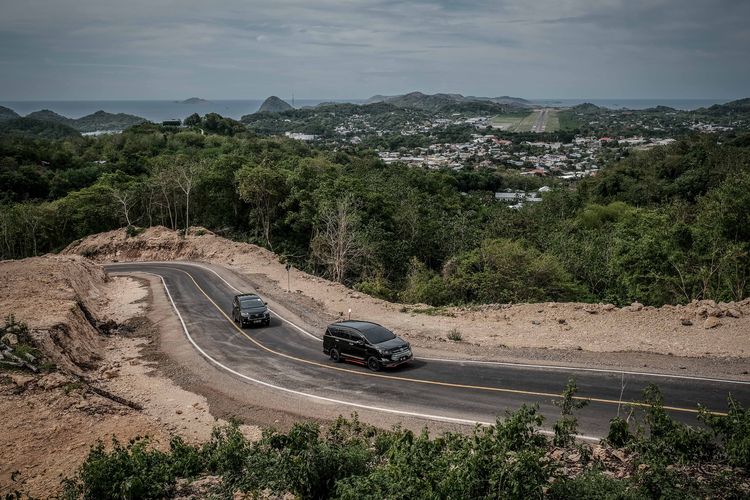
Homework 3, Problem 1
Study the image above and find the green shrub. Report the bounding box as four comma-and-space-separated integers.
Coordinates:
701, 396, 750, 468
355, 277, 395, 301
548, 469, 642, 499
63, 438, 176, 499
552, 378, 589, 447
446, 328, 462, 341
606, 416, 632, 447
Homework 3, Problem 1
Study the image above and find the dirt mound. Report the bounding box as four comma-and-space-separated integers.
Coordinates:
0, 255, 115, 373
64, 226, 750, 360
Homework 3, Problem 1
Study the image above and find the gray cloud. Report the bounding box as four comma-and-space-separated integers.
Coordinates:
0, 0, 747, 99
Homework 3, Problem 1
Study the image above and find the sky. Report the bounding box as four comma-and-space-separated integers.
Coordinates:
0, 0, 748, 100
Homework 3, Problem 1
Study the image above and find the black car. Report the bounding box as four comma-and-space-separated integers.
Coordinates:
231, 293, 271, 327
323, 320, 412, 371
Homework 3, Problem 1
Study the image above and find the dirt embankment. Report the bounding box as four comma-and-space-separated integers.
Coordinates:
64, 226, 750, 363
0, 256, 259, 496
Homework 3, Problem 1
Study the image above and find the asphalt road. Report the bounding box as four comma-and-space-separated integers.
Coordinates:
532, 109, 549, 132
107, 262, 750, 438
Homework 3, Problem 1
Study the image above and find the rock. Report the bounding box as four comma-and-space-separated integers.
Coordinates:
567, 452, 581, 462
707, 308, 723, 318
612, 449, 627, 462
725, 308, 742, 318
103, 369, 119, 379
583, 306, 598, 314
628, 302, 643, 312
592, 445, 607, 461
557, 318, 567, 324
680, 317, 693, 326
602, 304, 616, 311
703, 317, 722, 329
1, 333, 19, 346
550, 449, 564, 460
10, 373, 35, 387
175, 409, 183, 414
37, 372, 69, 390
531, 320, 541, 325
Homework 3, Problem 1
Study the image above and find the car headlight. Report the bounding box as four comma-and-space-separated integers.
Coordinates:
242, 313, 250, 317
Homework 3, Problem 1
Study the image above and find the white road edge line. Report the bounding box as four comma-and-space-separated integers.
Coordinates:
109, 262, 750, 386
182, 263, 750, 386
138, 270, 602, 442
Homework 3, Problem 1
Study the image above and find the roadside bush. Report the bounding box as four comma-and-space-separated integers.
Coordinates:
548, 469, 642, 499
633, 384, 716, 465
446, 327, 462, 341
701, 396, 750, 468
552, 379, 589, 447
62, 438, 176, 499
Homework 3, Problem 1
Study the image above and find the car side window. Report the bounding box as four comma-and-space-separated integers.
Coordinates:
349, 332, 363, 343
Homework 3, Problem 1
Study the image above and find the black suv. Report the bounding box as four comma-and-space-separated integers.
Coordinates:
231, 293, 271, 327
323, 320, 412, 371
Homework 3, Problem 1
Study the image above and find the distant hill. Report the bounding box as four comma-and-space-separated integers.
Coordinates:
257, 96, 293, 113
178, 97, 210, 104
570, 103, 602, 113
73, 111, 147, 132
0, 105, 21, 121
26, 109, 75, 126
25, 109, 147, 132
0, 117, 81, 139
703, 98, 750, 115
365, 92, 531, 112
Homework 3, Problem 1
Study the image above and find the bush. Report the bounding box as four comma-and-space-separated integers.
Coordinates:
446, 328, 462, 341
63, 438, 177, 499
701, 396, 750, 468
443, 239, 584, 304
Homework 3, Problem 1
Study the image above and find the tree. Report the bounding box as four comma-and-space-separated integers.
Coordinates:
173, 157, 205, 234
236, 163, 288, 248
183, 113, 201, 127
311, 197, 364, 283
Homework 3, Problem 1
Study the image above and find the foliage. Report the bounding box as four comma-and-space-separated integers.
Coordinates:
552, 379, 589, 447
1, 122, 750, 308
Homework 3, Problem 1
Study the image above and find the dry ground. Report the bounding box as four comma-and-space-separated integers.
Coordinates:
64, 227, 750, 370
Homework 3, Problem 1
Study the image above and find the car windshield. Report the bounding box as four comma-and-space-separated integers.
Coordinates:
360, 325, 396, 344
240, 297, 264, 309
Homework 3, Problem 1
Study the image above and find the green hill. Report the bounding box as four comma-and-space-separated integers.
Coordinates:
26, 109, 146, 132
0, 105, 21, 121
257, 96, 293, 113
0, 117, 81, 139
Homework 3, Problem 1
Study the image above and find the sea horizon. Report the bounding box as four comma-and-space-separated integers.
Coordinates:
0, 97, 736, 123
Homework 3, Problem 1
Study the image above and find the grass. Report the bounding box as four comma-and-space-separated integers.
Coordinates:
447, 328, 463, 341
490, 112, 532, 132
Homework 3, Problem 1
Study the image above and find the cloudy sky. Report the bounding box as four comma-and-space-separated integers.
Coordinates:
1, 0, 748, 100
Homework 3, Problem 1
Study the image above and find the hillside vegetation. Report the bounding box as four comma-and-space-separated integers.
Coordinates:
1, 122, 749, 308
60, 390, 750, 499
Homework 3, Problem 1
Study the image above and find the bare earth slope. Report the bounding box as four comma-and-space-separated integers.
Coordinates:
0, 255, 259, 496
64, 227, 750, 361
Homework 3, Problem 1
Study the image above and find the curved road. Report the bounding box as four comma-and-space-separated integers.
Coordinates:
107, 262, 750, 439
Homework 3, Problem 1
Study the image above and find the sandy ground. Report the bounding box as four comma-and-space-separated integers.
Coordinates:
64, 227, 750, 366
0, 259, 259, 497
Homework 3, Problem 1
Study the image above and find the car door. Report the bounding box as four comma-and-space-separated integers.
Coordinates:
346, 331, 369, 363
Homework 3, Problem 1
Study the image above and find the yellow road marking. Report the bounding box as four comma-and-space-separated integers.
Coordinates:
163, 266, 726, 416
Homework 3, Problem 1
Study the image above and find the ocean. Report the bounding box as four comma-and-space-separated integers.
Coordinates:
0, 98, 733, 123
529, 98, 731, 110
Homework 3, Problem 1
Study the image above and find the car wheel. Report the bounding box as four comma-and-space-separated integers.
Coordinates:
263, 319, 270, 326
367, 357, 381, 372
330, 349, 341, 363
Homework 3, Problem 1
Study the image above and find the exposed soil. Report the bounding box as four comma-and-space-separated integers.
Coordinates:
0, 258, 259, 497
64, 226, 750, 378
